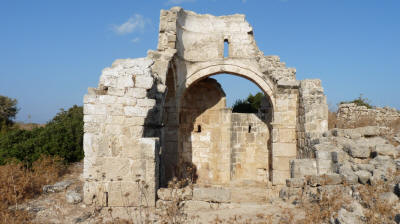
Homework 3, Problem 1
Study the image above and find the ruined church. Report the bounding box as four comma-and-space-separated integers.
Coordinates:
83, 7, 328, 207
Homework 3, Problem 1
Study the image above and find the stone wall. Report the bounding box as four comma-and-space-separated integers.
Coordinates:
83, 58, 162, 207
297, 79, 328, 158
337, 103, 400, 127
231, 113, 269, 184
180, 78, 231, 185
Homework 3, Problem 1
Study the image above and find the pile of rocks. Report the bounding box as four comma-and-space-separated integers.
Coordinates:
281, 126, 400, 223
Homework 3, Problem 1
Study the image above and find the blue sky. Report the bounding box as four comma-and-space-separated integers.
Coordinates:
0, 0, 399, 123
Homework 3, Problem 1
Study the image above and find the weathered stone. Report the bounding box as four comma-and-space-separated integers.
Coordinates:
157, 187, 192, 201
192, 187, 230, 203
379, 192, 399, 205
66, 190, 83, 204
344, 143, 370, 159
43, 180, 73, 193
372, 144, 398, 158
355, 170, 371, 184
323, 173, 342, 185
290, 159, 317, 178
279, 186, 302, 200
332, 201, 364, 224
331, 151, 348, 164
286, 178, 305, 188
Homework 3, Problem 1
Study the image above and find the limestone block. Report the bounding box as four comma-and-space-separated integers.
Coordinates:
272, 170, 291, 185
286, 178, 305, 188
124, 106, 148, 117
116, 75, 134, 88
126, 88, 147, 99
135, 75, 154, 89
157, 186, 192, 201
84, 94, 97, 104
125, 117, 145, 126
279, 186, 302, 201
344, 144, 371, 159
105, 115, 125, 124
331, 151, 348, 164
372, 144, 398, 158
107, 87, 125, 96
84, 104, 106, 115
84, 115, 106, 123
182, 200, 211, 211
98, 95, 117, 104
272, 156, 293, 171
322, 173, 342, 185
355, 170, 371, 184
290, 159, 317, 178
106, 104, 124, 116
272, 143, 296, 157
137, 99, 156, 107
117, 97, 137, 106
193, 187, 231, 202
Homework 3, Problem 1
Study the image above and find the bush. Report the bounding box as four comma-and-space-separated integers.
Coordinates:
0, 105, 83, 165
340, 94, 373, 109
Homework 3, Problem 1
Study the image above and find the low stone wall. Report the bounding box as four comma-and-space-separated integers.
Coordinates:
337, 103, 400, 128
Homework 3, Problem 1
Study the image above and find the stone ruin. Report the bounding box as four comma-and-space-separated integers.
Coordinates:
82, 7, 329, 208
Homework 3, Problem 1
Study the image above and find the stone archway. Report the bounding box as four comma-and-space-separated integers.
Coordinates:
176, 74, 273, 187
177, 64, 276, 109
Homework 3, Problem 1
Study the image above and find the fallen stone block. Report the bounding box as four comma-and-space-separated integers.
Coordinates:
43, 180, 73, 193
372, 144, 398, 158
344, 144, 371, 159
322, 173, 342, 185
66, 190, 82, 204
355, 170, 371, 184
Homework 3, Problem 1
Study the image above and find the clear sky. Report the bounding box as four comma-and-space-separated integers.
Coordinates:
0, 0, 399, 123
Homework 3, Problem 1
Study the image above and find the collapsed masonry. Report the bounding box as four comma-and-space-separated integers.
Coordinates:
82, 7, 329, 207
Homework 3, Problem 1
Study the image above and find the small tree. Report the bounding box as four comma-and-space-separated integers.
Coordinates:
232, 92, 264, 113
0, 95, 18, 129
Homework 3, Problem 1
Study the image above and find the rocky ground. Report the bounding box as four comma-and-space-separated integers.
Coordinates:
12, 126, 400, 224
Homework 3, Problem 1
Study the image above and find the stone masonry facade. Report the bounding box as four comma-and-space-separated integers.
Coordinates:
83, 7, 328, 208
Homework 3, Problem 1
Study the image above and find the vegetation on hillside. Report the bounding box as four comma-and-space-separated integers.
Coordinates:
232, 92, 264, 113
0, 101, 83, 165
339, 94, 373, 109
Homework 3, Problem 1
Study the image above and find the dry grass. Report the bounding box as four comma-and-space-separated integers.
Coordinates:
357, 170, 400, 223
328, 110, 338, 129
0, 156, 66, 224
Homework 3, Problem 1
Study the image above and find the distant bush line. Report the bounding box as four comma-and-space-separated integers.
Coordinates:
0, 105, 83, 165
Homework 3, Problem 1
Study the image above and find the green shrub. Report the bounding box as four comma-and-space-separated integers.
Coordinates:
0, 105, 83, 165
340, 94, 373, 109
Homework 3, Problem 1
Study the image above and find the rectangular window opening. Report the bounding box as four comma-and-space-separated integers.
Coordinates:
224, 39, 229, 58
